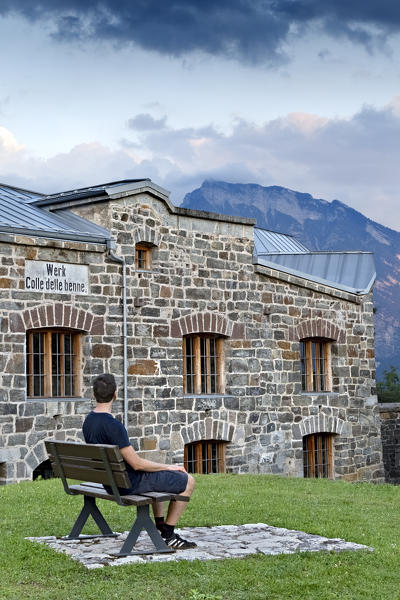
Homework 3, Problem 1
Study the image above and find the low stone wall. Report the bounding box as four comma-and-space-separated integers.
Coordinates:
379, 403, 400, 484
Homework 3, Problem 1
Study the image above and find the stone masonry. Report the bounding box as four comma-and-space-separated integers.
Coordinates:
0, 184, 384, 484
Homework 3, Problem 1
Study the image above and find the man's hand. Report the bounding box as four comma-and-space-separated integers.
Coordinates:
166, 464, 187, 473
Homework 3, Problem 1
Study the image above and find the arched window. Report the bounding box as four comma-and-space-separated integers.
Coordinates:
26, 329, 82, 398
303, 433, 334, 478
184, 440, 227, 474
300, 338, 332, 392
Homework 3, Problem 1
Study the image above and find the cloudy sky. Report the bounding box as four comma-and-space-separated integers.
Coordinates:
1, 1, 400, 229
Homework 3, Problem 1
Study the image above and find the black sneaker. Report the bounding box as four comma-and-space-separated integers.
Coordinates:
164, 533, 197, 549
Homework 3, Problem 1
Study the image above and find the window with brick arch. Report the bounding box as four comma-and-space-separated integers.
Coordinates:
183, 335, 225, 394
184, 440, 226, 474
300, 339, 332, 392
26, 330, 82, 398
303, 433, 334, 478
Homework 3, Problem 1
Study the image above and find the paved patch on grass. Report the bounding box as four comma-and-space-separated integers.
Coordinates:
27, 523, 372, 569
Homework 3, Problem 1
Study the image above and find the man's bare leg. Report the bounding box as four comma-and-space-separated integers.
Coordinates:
165, 474, 195, 526
153, 501, 164, 518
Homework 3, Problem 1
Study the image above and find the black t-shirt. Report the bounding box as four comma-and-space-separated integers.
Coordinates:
82, 411, 134, 474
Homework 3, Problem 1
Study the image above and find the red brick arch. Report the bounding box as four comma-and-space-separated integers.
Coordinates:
9, 303, 104, 334
289, 318, 345, 343
170, 311, 245, 339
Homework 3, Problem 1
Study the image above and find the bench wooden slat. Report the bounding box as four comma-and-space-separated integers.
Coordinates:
45, 440, 123, 463
81, 483, 189, 504
69, 483, 153, 506
47, 455, 127, 473
140, 491, 189, 503
51, 464, 131, 487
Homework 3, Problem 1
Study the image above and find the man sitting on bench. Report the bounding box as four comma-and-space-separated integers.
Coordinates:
83, 373, 196, 550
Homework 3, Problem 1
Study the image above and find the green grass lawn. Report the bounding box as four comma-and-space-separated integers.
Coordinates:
2, 474, 400, 600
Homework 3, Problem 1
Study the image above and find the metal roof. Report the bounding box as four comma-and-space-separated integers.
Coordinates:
0, 191, 110, 244
55, 209, 110, 239
0, 183, 44, 203
0, 181, 376, 295
256, 251, 376, 295
254, 227, 309, 254
33, 179, 150, 207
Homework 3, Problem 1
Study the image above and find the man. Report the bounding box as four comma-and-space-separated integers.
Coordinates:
83, 373, 196, 550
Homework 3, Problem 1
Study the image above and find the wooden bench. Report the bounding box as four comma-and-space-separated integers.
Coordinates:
45, 440, 189, 556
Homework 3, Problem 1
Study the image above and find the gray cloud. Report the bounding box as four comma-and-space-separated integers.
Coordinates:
1, 1, 400, 65
2, 100, 400, 228
120, 100, 400, 227
127, 114, 167, 131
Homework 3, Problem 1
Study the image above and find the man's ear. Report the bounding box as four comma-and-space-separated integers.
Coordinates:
113, 390, 117, 401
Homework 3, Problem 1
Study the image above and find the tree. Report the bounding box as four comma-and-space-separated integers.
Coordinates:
377, 366, 400, 402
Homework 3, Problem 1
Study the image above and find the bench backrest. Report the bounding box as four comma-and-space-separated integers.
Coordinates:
45, 440, 131, 489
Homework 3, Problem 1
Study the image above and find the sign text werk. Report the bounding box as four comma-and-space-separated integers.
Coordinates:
25, 260, 89, 295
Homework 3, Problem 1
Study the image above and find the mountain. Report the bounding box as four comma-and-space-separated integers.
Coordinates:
182, 180, 400, 380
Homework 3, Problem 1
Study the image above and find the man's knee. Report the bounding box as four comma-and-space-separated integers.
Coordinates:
185, 473, 195, 495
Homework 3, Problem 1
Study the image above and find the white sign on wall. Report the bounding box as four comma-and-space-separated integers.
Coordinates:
25, 260, 89, 295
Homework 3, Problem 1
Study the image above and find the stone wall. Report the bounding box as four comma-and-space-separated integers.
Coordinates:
0, 188, 385, 484
379, 403, 400, 484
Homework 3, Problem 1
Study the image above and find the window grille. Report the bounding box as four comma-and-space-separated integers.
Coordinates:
300, 339, 331, 392
183, 335, 224, 394
184, 440, 226, 474
303, 433, 334, 478
26, 330, 81, 398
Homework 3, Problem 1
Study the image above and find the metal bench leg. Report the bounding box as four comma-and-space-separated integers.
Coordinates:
67, 496, 117, 540
116, 505, 175, 556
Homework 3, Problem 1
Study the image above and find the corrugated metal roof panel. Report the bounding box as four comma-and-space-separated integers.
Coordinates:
257, 252, 376, 294
54, 209, 111, 239
0, 183, 44, 203
0, 195, 109, 242
0, 197, 68, 230
254, 227, 309, 254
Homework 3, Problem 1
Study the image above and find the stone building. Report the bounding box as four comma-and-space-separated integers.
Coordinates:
0, 179, 384, 485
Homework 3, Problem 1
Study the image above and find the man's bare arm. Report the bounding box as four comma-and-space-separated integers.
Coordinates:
120, 445, 186, 473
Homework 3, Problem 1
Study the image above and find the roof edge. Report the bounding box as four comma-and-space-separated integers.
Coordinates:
0, 225, 109, 245
255, 257, 376, 295
107, 180, 255, 224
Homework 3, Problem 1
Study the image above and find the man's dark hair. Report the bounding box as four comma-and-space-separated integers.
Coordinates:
93, 373, 116, 403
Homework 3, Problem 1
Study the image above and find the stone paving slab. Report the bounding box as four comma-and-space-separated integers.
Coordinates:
27, 523, 372, 569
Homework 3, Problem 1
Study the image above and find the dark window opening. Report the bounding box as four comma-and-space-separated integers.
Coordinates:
184, 440, 226, 474
33, 459, 55, 481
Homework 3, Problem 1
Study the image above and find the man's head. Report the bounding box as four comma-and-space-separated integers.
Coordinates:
93, 373, 116, 403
